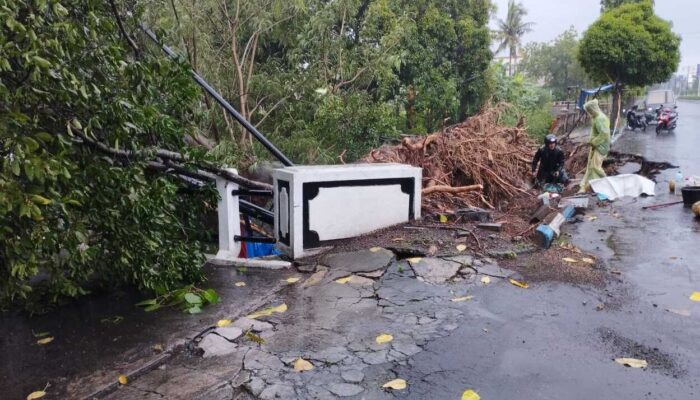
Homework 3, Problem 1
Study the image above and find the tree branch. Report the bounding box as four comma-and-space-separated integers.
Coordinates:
254, 96, 288, 129
108, 0, 140, 56
73, 133, 272, 189
333, 67, 367, 92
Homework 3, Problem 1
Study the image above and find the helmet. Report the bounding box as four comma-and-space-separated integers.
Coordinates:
544, 134, 557, 145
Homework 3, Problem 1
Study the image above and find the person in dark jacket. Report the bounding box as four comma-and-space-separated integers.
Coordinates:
531, 134, 569, 186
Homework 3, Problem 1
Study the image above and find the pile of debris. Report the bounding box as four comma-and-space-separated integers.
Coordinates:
364, 103, 536, 213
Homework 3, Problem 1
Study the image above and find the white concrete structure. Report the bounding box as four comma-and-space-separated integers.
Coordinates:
272, 164, 422, 258
214, 169, 242, 261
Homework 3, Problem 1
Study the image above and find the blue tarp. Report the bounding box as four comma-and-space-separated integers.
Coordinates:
246, 241, 280, 258
577, 84, 614, 109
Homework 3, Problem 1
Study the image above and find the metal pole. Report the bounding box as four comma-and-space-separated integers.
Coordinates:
139, 26, 294, 167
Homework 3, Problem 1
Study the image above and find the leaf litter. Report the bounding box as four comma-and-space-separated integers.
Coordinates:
246, 303, 288, 319
382, 378, 407, 390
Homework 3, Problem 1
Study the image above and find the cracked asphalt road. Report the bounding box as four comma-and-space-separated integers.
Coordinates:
12, 102, 700, 400
201, 101, 698, 400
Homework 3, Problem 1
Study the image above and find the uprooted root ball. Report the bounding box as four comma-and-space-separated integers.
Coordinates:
364, 103, 536, 213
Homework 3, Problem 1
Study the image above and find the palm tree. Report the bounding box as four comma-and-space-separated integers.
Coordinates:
494, 0, 534, 76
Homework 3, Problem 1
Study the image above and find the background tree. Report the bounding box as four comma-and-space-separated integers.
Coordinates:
578, 1, 680, 131
493, 0, 533, 76
153, 0, 494, 164
520, 27, 592, 100
600, 0, 654, 12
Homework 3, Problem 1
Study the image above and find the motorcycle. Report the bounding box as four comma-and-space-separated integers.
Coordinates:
624, 109, 647, 132
655, 106, 678, 134
643, 108, 657, 125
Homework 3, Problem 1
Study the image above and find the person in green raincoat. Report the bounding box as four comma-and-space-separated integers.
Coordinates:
579, 99, 611, 193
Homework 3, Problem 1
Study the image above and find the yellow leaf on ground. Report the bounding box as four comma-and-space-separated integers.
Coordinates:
480, 276, 491, 284
118, 374, 128, 385
690, 292, 700, 302
382, 378, 407, 390
217, 319, 232, 328
246, 303, 288, 319
234, 281, 246, 287
36, 337, 53, 345
375, 333, 393, 344
293, 358, 314, 372
153, 344, 164, 352
285, 277, 301, 284
562, 257, 577, 263
439, 214, 448, 223
26, 391, 46, 400
334, 275, 374, 285
615, 358, 647, 368
587, 216, 598, 221
406, 257, 422, 264
335, 276, 353, 284
370, 247, 383, 252
451, 296, 474, 302
509, 278, 529, 289
581, 258, 596, 265
456, 244, 467, 252
461, 389, 481, 400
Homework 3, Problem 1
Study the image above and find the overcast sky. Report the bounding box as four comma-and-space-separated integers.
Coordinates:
490, 0, 700, 74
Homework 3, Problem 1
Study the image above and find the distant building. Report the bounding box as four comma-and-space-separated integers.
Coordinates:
492, 49, 524, 75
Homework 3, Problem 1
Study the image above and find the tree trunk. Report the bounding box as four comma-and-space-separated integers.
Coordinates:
610, 83, 623, 135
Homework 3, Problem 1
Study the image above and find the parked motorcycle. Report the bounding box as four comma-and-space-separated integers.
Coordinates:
655, 106, 678, 134
625, 108, 647, 132
643, 109, 657, 125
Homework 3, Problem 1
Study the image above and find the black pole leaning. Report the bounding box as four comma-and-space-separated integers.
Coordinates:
139, 25, 294, 167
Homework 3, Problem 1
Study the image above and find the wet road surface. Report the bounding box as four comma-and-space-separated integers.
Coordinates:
399, 100, 700, 399
0, 265, 284, 399
3, 102, 700, 400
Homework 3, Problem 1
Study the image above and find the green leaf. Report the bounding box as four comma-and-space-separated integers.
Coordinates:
184, 293, 202, 304
135, 298, 158, 306
31, 56, 51, 69
187, 306, 202, 314
144, 304, 162, 312
35, 132, 54, 143
23, 137, 40, 153
53, 3, 69, 16
202, 289, 219, 305
30, 195, 52, 205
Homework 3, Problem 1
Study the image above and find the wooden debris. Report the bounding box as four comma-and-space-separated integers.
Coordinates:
363, 103, 536, 212
477, 223, 503, 232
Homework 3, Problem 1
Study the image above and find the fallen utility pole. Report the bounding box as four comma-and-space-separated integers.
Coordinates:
642, 200, 684, 210
139, 25, 294, 167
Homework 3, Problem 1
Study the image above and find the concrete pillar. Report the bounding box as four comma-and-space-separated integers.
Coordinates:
214, 168, 241, 261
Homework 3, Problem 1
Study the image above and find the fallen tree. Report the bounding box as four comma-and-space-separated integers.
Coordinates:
364, 103, 537, 212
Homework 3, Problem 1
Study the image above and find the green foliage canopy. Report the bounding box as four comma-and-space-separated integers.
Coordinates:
578, 1, 680, 88
600, 0, 654, 12
520, 28, 591, 100
154, 0, 494, 164
0, 0, 211, 310
578, 1, 679, 126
